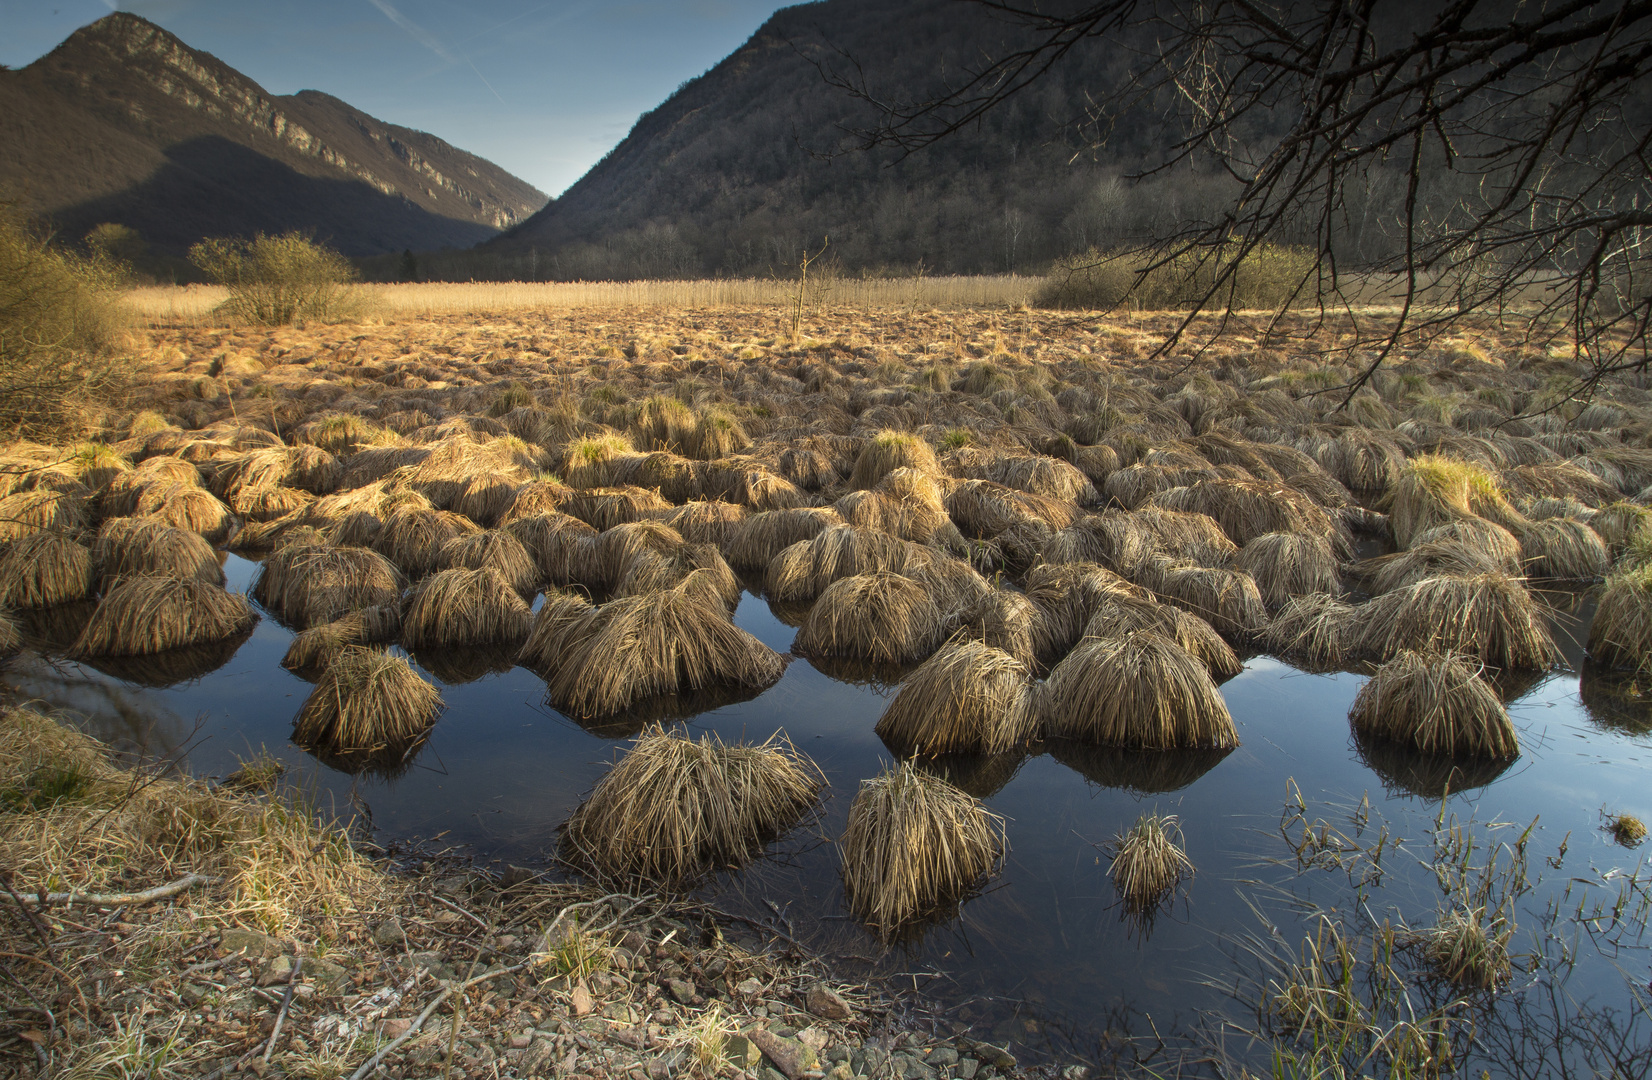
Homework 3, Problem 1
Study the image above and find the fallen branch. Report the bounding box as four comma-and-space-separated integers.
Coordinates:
0, 873, 210, 908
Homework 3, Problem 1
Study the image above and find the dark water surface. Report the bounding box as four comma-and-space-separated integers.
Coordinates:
5, 553, 1651, 1068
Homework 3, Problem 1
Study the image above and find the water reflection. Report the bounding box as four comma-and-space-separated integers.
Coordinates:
911, 751, 1027, 799
1579, 663, 1652, 735
74, 629, 253, 688
1350, 728, 1518, 799
1048, 740, 1234, 794
411, 644, 519, 685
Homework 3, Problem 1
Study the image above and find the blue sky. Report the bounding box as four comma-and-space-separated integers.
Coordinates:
1, 0, 800, 196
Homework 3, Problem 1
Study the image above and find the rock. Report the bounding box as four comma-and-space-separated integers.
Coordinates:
220, 928, 283, 959
509, 1031, 533, 1050
380, 1018, 412, 1040
927, 1047, 959, 1067
571, 983, 594, 1018
806, 984, 853, 1021
977, 1045, 1017, 1071
372, 920, 407, 947
735, 977, 764, 998
955, 1058, 980, 1080
725, 1035, 761, 1070
611, 947, 634, 971
828, 1066, 853, 1080
620, 930, 647, 953
702, 955, 728, 980
763, 1070, 789, 1080
496, 934, 519, 951
894, 1051, 937, 1080
825, 1047, 850, 1065
666, 978, 696, 1005
306, 957, 349, 995
258, 955, 294, 987
749, 1027, 817, 1080
797, 1027, 829, 1056
646, 1057, 672, 1080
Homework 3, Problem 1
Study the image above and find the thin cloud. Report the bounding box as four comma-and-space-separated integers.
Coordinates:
363, 0, 455, 63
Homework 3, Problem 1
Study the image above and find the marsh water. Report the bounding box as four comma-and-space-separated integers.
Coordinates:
5, 552, 1651, 1071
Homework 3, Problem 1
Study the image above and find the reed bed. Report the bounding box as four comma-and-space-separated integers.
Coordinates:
794, 572, 947, 664
0, 531, 95, 608
839, 761, 1006, 939
561, 726, 824, 886
1356, 573, 1560, 669
1588, 563, 1652, 673
400, 567, 534, 650
251, 544, 404, 629
1041, 631, 1238, 749
874, 637, 1036, 755
70, 575, 256, 656
1350, 651, 1518, 758
292, 646, 443, 752
93, 517, 225, 586
1110, 812, 1193, 911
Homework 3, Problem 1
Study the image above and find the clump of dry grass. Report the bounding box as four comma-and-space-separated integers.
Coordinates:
251, 543, 404, 629
666, 500, 748, 546
1352, 540, 1515, 595
1588, 562, 1652, 673
764, 525, 928, 602
1134, 558, 1269, 637
1149, 478, 1347, 551
0, 487, 88, 541
850, 430, 939, 489
573, 519, 685, 589
723, 506, 843, 572
136, 483, 233, 541
373, 505, 479, 575
0, 609, 18, 655
1129, 507, 1239, 566
840, 761, 1006, 939
1350, 651, 1518, 758
1388, 456, 1522, 548
1262, 593, 1359, 668
945, 479, 1080, 538
440, 528, 540, 594
1023, 561, 1146, 662
1606, 812, 1647, 846
953, 588, 1044, 669
1083, 594, 1242, 678
563, 432, 637, 488
1041, 631, 1238, 749
0, 531, 94, 608
1231, 531, 1341, 608
70, 575, 256, 656
505, 511, 597, 581
281, 605, 400, 672
1356, 573, 1559, 669
562, 485, 673, 531
617, 543, 742, 608
561, 726, 823, 886
293, 646, 442, 753
1110, 812, 1193, 911
1515, 517, 1610, 580
1589, 501, 1652, 555
875, 637, 1036, 755
400, 567, 534, 650
514, 588, 598, 670
1422, 905, 1512, 990
795, 571, 946, 663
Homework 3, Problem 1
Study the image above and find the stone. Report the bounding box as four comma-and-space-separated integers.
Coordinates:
749, 1027, 818, 1080
763, 1070, 789, 1080
735, 977, 764, 998
666, 978, 696, 1005
894, 1051, 937, 1080
646, 1057, 672, 1080
702, 955, 728, 980
510, 1032, 533, 1050
955, 1058, 980, 1080
797, 1027, 829, 1056
1061, 1067, 1089, 1080
306, 958, 349, 995
927, 1047, 959, 1067
220, 928, 283, 959
825, 1047, 850, 1065
258, 955, 294, 987
620, 930, 647, 953
977, 1045, 1017, 1071
828, 1066, 853, 1080
380, 1018, 412, 1040
724, 1035, 761, 1070
372, 920, 407, 947
571, 983, 594, 1018
611, 948, 634, 971
806, 984, 853, 1021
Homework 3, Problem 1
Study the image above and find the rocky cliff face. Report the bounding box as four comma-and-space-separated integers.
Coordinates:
0, 13, 547, 256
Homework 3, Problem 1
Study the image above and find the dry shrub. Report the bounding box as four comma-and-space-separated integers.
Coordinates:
850, 430, 939, 489
534, 576, 784, 718
1515, 517, 1610, 580
561, 726, 823, 886
1110, 813, 1193, 911
840, 761, 1005, 939
764, 525, 928, 602
251, 544, 403, 630
71, 575, 254, 656
1588, 562, 1652, 673
667, 500, 748, 546
440, 529, 540, 594
0, 531, 94, 608
794, 571, 946, 663
401, 567, 533, 650
723, 507, 843, 571
1356, 573, 1559, 669
1041, 631, 1238, 749
1084, 594, 1241, 679
875, 637, 1036, 755
1262, 593, 1360, 669
189, 231, 358, 325
293, 646, 442, 752
1231, 531, 1341, 608
1350, 650, 1517, 759
373, 506, 478, 576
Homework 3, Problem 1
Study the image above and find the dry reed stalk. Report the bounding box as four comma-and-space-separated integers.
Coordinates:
839, 761, 1005, 939
1110, 813, 1193, 911
70, 575, 256, 656
439, 529, 540, 594
875, 637, 1036, 754
722, 507, 843, 572
1588, 563, 1652, 673
1041, 631, 1238, 749
373, 506, 478, 576
1262, 593, 1360, 669
251, 544, 403, 629
561, 726, 824, 886
400, 567, 534, 650
1083, 595, 1242, 679
1231, 531, 1342, 608
293, 646, 442, 752
850, 430, 939, 489
1356, 573, 1559, 669
1349, 650, 1517, 759
763, 525, 928, 602
794, 572, 947, 663
0, 532, 95, 608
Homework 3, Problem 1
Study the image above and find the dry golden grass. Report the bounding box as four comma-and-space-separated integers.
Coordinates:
794, 571, 947, 664
293, 646, 443, 753
1083, 594, 1242, 678
251, 542, 404, 629
93, 516, 225, 586
439, 527, 540, 594
839, 760, 1006, 939
1356, 573, 1560, 669
1423, 905, 1512, 990
400, 566, 534, 650
0, 530, 95, 608
1042, 631, 1238, 749
763, 525, 926, 602
874, 637, 1036, 755
1110, 812, 1194, 911
1589, 562, 1652, 673
561, 725, 824, 886
71, 575, 256, 656
1350, 651, 1518, 758
1231, 531, 1342, 609
1262, 593, 1360, 669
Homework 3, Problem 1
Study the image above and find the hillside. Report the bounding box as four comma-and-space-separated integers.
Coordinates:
479, 0, 1219, 280
0, 13, 548, 259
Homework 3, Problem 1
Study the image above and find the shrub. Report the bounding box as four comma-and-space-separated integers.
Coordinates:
188, 231, 357, 325
1035, 242, 1317, 311
0, 202, 126, 437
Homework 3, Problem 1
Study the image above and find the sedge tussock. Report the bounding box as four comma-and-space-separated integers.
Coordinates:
1589, 500, 1652, 554
689, 408, 752, 461
944, 479, 1080, 537
1502, 461, 1620, 506
514, 589, 598, 672
1110, 812, 1193, 911
251, 544, 403, 629
575, 519, 685, 589
1356, 573, 1560, 670
666, 500, 748, 546
1307, 428, 1408, 492
1041, 631, 1238, 749
1350, 651, 1518, 758
1083, 594, 1241, 679
1262, 593, 1360, 669
953, 588, 1044, 669
1129, 507, 1239, 566
440, 528, 540, 594
986, 454, 1098, 504
616, 543, 742, 608
1231, 531, 1342, 609
836, 487, 969, 552
1423, 905, 1512, 990
1588, 562, 1652, 673
1023, 561, 1146, 663
230, 484, 313, 523
451, 473, 522, 527
71, 575, 256, 656
795, 571, 947, 664
1353, 540, 1515, 595
850, 429, 939, 489
372, 505, 479, 576
562, 485, 673, 531
400, 567, 533, 650
840, 761, 1005, 939
538, 576, 784, 718
1514, 516, 1610, 580
1147, 477, 1348, 552
293, 646, 442, 752
504, 511, 597, 582
1410, 516, 1524, 564
281, 604, 401, 673
909, 555, 993, 617
0, 487, 89, 540
630, 394, 697, 453
1133, 557, 1269, 637
562, 432, 636, 488
0, 531, 95, 608
723, 507, 843, 572
875, 637, 1036, 755
99, 456, 203, 515
1388, 455, 1522, 548
497, 478, 573, 525
1103, 462, 1219, 510
561, 725, 823, 886
763, 524, 929, 602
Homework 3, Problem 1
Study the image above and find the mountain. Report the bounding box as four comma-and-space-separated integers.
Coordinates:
481, 0, 1201, 280
0, 13, 548, 259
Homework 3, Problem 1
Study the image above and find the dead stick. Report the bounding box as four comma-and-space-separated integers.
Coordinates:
0, 873, 209, 908
263, 957, 302, 1064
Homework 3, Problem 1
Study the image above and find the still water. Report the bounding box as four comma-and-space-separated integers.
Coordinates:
5, 554, 1650, 1069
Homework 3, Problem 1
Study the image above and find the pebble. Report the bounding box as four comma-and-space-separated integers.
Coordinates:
806, 983, 853, 1021
509, 1031, 533, 1050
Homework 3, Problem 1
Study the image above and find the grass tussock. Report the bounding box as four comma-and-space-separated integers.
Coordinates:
71, 575, 256, 656
562, 485, 673, 532
251, 543, 403, 629
574, 519, 685, 589
1588, 562, 1652, 674
1231, 531, 1342, 609
839, 761, 1006, 939
723, 507, 842, 571
1135, 558, 1269, 637
617, 542, 742, 609
1350, 651, 1518, 758
400, 566, 534, 650
0, 487, 89, 541
561, 726, 824, 886
1357, 573, 1560, 669
281, 605, 400, 672
1024, 561, 1146, 662
1606, 812, 1647, 846
0, 530, 95, 608
1041, 631, 1238, 749
1083, 594, 1242, 679
1388, 456, 1522, 548
954, 588, 1044, 669
1262, 593, 1360, 669
1353, 540, 1515, 595
794, 571, 947, 663
1110, 812, 1193, 911
1422, 905, 1512, 990
139, 484, 232, 541
763, 524, 927, 602
875, 637, 1036, 755
373, 505, 478, 576
1515, 517, 1610, 580
666, 500, 748, 546
850, 430, 939, 489
440, 528, 540, 594
293, 646, 443, 752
